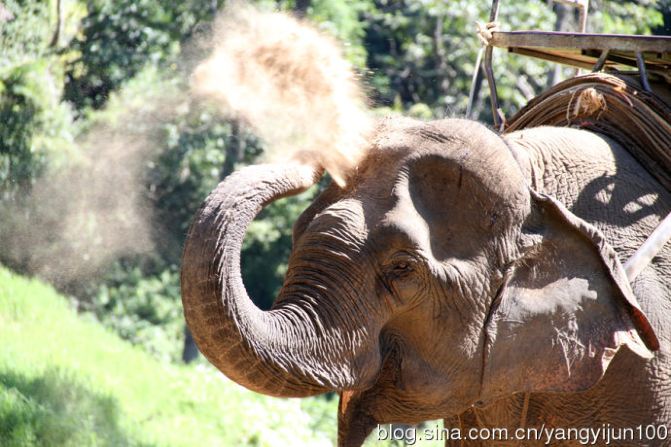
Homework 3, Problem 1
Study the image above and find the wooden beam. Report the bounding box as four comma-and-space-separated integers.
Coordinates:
490, 31, 671, 54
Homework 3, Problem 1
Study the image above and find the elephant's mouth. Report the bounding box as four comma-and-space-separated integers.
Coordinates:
367, 331, 404, 391
343, 343, 441, 426
356, 331, 473, 424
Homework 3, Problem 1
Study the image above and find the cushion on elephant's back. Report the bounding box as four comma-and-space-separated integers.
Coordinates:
505, 73, 671, 192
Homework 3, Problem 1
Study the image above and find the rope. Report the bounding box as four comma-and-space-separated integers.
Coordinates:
506, 73, 671, 193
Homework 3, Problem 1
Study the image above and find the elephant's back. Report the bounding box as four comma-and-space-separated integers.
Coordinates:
505, 73, 671, 194
508, 125, 671, 270
504, 72, 671, 289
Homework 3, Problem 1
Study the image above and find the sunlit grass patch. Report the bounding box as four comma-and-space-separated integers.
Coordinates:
0, 267, 336, 446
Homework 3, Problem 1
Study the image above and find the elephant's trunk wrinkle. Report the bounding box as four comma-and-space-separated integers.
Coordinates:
278, 294, 348, 342
283, 268, 364, 314
182, 163, 379, 397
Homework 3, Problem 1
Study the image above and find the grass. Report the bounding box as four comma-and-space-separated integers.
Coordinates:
0, 266, 444, 446
0, 266, 337, 446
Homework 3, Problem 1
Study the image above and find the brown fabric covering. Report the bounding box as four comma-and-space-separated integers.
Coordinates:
505, 73, 671, 192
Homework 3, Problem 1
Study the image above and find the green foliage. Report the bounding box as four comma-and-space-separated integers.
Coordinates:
591, 0, 663, 34
361, 0, 557, 118
655, 0, 671, 34
360, 0, 662, 120
242, 187, 322, 309
64, 0, 225, 110
64, 0, 174, 109
307, 0, 371, 68
0, 0, 77, 207
0, 60, 76, 208
0, 0, 53, 68
0, 266, 338, 446
147, 109, 253, 261
90, 264, 183, 362
0, 63, 48, 196
0, 369, 142, 447
363, 0, 476, 111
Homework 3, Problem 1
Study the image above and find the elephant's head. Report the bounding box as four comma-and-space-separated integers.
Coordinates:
181, 117, 658, 445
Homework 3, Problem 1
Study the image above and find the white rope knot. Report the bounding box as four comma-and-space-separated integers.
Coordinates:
476, 21, 500, 46
566, 87, 608, 123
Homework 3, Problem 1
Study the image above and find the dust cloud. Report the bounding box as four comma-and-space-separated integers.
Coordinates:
191, 3, 373, 186
1, 4, 374, 287
0, 109, 166, 287
0, 71, 197, 288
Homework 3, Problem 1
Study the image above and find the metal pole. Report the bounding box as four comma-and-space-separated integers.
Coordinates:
625, 211, 671, 281
483, 0, 504, 130
466, 48, 484, 118
636, 51, 652, 92
592, 49, 609, 72
484, 45, 504, 130
489, 0, 500, 23
467, 0, 500, 120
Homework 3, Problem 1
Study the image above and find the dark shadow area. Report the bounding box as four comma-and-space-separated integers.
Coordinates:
567, 139, 671, 232
0, 368, 147, 447
571, 173, 665, 228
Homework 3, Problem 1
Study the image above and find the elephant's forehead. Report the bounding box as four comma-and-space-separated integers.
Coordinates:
308, 198, 369, 241
304, 193, 401, 250
348, 118, 531, 220
352, 120, 470, 193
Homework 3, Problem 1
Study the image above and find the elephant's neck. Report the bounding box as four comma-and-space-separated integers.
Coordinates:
457, 347, 671, 444
504, 127, 671, 262
495, 128, 671, 434
504, 128, 624, 208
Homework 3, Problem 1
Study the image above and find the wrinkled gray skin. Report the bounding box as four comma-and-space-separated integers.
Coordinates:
181, 118, 670, 447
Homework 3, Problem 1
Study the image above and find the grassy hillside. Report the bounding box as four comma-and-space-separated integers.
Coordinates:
0, 267, 337, 446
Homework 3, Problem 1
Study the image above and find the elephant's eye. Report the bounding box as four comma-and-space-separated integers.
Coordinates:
384, 254, 416, 279
394, 261, 410, 271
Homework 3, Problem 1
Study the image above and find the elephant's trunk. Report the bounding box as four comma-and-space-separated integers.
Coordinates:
181, 162, 372, 397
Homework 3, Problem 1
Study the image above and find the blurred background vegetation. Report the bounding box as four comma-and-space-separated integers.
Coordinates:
0, 0, 668, 445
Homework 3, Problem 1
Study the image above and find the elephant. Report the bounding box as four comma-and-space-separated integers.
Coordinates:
181, 116, 670, 446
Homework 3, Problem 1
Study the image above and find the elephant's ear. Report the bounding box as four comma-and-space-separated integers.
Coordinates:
482, 190, 659, 398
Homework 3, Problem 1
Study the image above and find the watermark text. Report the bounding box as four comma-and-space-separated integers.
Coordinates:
377, 423, 669, 445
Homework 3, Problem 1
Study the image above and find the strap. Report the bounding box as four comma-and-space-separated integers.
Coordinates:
625, 212, 671, 281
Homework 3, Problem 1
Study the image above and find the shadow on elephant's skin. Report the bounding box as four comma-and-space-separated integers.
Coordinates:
571, 173, 664, 228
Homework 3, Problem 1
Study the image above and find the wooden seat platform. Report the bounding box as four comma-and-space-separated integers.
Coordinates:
489, 31, 671, 78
